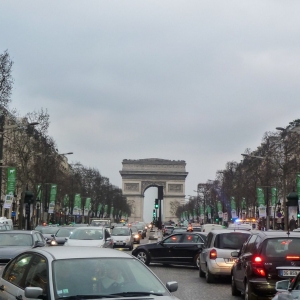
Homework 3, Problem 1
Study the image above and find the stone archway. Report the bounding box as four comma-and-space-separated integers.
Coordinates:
119, 158, 188, 223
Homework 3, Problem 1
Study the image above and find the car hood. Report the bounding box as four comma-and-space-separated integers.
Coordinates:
65, 239, 104, 247
0, 246, 32, 259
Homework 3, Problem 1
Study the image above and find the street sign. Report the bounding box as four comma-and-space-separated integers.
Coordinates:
11, 211, 16, 217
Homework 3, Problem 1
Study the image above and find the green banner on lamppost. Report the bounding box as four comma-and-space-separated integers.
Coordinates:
110, 206, 114, 218
48, 184, 57, 214
297, 174, 300, 200
256, 187, 265, 206
84, 198, 91, 216
104, 205, 108, 217
271, 187, 277, 206
241, 198, 246, 209
37, 184, 42, 201
73, 194, 81, 215
6, 167, 16, 195
64, 194, 69, 206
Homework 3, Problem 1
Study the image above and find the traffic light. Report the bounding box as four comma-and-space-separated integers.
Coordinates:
24, 190, 34, 204
158, 186, 164, 200
153, 209, 156, 217
298, 213, 300, 218
155, 199, 159, 209
215, 217, 219, 222
25, 203, 30, 215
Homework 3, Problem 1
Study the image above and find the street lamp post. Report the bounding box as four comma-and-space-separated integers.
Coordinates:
273, 200, 281, 230
36, 200, 40, 226
0, 199, 3, 216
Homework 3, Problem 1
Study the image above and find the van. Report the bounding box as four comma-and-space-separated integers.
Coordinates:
0, 217, 13, 230
201, 224, 223, 233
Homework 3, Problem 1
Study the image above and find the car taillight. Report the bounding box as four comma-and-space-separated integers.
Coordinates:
210, 249, 217, 259
286, 256, 300, 260
252, 256, 266, 277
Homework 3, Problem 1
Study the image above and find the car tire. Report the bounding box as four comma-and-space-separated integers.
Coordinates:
199, 264, 205, 278
245, 280, 254, 300
136, 250, 150, 265
231, 275, 240, 296
205, 267, 215, 283
194, 253, 200, 268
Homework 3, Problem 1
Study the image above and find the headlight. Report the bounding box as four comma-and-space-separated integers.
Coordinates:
134, 234, 139, 238
50, 240, 58, 246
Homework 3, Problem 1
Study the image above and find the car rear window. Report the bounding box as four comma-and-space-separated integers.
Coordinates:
262, 238, 300, 257
214, 232, 250, 249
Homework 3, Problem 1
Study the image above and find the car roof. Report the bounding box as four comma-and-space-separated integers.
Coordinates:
0, 230, 39, 234
72, 226, 105, 230
207, 229, 252, 235
29, 246, 133, 260
251, 230, 300, 239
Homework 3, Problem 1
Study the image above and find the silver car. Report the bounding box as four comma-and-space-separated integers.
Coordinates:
64, 226, 113, 248
199, 229, 251, 283
0, 247, 180, 299
111, 226, 134, 250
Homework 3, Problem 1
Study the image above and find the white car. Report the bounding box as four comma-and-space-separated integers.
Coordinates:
111, 226, 134, 250
64, 226, 113, 248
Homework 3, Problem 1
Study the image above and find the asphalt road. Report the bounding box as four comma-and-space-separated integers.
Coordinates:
114, 231, 239, 300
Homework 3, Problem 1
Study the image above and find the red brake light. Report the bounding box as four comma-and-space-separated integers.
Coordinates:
252, 256, 266, 277
254, 256, 262, 263
210, 249, 217, 259
286, 256, 300, 260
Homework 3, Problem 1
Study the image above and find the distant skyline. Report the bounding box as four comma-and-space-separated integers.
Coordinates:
2, 1, 300, 221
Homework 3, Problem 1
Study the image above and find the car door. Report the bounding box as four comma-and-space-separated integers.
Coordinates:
200, 232, 214, 272
172, 233, 204, 264
149, 234, 183, 263
0, 253, 35, 300
234, 235, 255, 290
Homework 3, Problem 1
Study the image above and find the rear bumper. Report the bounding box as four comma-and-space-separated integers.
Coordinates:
207, 260, 233, 276
248, 279, 276, 299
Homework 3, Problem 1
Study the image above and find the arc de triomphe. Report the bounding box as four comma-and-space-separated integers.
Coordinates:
119, 158, 188, 222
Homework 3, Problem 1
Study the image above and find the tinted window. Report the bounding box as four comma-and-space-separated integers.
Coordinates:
111, 227, 130, 236
182, 234, 202, 243
205, 232, 213, 248
164, 234, 182, 243
262, 238, 300, 257
0, 233, 33, 246
244, 235, 257, 253
70, 229, 103, 240
214, 232, 250, 250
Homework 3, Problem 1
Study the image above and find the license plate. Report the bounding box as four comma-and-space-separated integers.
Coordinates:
116, 242, 123, 245
225, 258, 236, 263
281, 270, 300, 277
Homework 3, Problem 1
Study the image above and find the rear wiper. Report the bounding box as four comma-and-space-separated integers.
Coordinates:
58, 295, 117, 299
111, 291, 164, 296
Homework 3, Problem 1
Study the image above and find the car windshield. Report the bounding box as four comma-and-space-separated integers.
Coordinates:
131, 227, 138, 233
112, 227, 130, 236
214, 232, 250, 249
53, 258, 168, 299
0, 233, 33, 246
56, 228, 74, 237
262, 238, 300, 257
91, 221, 109, 227
69, 229, 103, 240
38, 227, 59, 234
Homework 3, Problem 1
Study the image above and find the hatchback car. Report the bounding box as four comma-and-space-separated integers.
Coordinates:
0, 247, 180, 299
48, 227, 75, 246
199, 229, 251, 283
64, 226, 113, 248
111, 226, 134, 250
132, 232, 206, 267
231, 231, 300, 300
130, 226, 141, 244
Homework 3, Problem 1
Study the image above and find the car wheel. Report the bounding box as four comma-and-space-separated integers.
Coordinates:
194, 253, 200, 268
205, 267, 215, 283
136, 250, 150, 265
231, 275, 240, 296
199, 264, 205, 278
245, 281, 254, 300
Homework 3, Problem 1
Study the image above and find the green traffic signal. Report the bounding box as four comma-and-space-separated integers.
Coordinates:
298, 214, 300, 218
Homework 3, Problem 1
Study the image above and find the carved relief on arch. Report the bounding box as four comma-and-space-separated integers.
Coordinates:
141, 181, 166, 194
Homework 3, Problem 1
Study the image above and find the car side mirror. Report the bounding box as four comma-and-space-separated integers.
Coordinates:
166, 281, 178, 293
51, 234, 54, 237
33, 241, 45, 248
65, 237, 69, 241
25, 287, 43, 299
276, 280, 290, 292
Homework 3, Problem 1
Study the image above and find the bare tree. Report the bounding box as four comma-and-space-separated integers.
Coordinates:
0, 51, 13, 107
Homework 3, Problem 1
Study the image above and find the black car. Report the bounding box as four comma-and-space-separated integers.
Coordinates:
231, 230, 300, 300
132, 231, 207, 268
49, 227, 75, 246
35, 225, 59, 244
0, 230, 46, 268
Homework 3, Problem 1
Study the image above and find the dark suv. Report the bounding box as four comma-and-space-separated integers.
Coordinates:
231, 230, 300, 300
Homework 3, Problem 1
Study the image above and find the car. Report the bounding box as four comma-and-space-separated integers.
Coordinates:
228, 223, 252, 231
272, 271, 300, 300
163, 225, 174, 236
0, 230, 46, 269
64, 226, 113, 248
48, 227, 75, 246
130, 226, 141, 244
0, 224, 12, 231
172, 227, 187, 233
132, 231, 206, 268
111, 226, 134, 250
135, 224, 146, 239
201, 224, 223, 233
199, 229, 251, 283
34, 225, 60, 243
231, 230, 300, 300
0, 247, 180, 299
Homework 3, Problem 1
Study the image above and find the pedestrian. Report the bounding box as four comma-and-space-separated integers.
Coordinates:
289, 216, 297, 231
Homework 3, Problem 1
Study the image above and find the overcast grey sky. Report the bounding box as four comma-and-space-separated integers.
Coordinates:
2, 1, 300, 222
